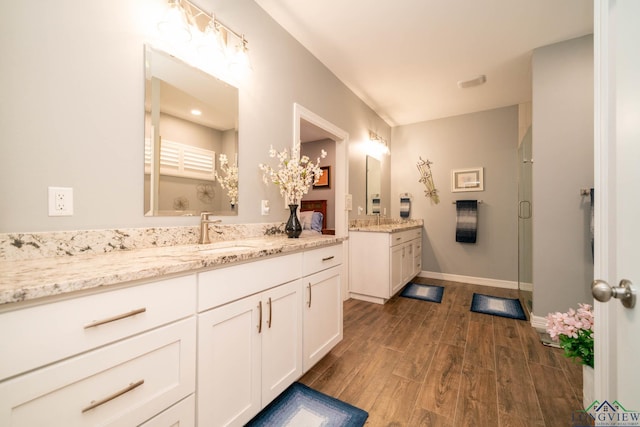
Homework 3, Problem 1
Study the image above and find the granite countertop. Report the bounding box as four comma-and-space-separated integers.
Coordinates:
0, 235, 345, 307
348, 219, 423, 233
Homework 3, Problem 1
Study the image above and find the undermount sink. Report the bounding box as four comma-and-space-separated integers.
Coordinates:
198, 244, 257, 255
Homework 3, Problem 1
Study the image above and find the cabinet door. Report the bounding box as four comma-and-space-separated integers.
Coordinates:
303, 266, 343, 372
261, 280, 302, 406
197, 295, 261, 427
413, 239, 422, 277
390, 245, 404, 296
402, 242, 414, 284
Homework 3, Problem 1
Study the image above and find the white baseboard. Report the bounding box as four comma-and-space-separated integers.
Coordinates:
530, 313, 548, 331
520, 281, 533, 292
349, 292, 386, 305
418, 270, 518, 290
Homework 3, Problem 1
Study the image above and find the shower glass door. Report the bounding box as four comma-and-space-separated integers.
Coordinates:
518, 127, 533, 313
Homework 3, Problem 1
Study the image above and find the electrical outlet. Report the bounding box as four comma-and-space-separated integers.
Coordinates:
48, 187, 74, 216
261, 200, 270, 215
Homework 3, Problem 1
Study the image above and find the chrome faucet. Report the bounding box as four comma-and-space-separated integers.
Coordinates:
199, 212, 221, 244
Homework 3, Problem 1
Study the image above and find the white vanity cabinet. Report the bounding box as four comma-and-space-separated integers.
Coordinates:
302, 244, 343, 372
350, 227, 422, 304
0, 275, 197, 427
0, 238, 345, 427
197, 253, 303, 427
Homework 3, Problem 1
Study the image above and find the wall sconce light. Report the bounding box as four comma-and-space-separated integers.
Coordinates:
368, 130, 390, 156
157, 0, 251, 77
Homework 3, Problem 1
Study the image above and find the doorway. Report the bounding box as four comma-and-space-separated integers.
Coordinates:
293, 103, 350, 300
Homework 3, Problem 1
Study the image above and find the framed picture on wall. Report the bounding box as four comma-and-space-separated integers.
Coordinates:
314, 166, 330, 188
451, 167, 484, 192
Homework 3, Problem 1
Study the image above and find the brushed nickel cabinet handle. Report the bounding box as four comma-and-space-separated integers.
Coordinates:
82, 379, 144, 413
257, 301, 262, 333
308, 283, 312, 308
267, 297, 272, 328
84, 308, 147, 329
322, 256, 335, 262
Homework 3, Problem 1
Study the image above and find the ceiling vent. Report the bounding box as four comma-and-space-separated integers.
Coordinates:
457, 75, 487, 89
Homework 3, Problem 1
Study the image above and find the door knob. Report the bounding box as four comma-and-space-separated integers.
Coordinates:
592, 279, 636, 308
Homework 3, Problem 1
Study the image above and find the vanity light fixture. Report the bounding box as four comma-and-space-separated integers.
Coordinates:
190, 109, 202, 116
157, 0, 192, 43
369, 130, 390, 156
157, 0, 251, 76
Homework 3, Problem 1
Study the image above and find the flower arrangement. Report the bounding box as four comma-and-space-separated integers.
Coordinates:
546, 303, 594, 368
259, 143, 327, 205
214, 154, 238, 207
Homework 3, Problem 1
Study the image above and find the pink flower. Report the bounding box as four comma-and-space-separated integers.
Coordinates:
545, 303, 594, 368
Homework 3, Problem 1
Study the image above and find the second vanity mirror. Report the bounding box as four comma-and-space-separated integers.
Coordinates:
366, 155, 381, 214
144, 45, 239, 216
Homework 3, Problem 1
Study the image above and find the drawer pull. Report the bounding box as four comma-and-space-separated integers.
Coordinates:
82, 379, 144, 413
84, 308, 147, 329
308, 283, 312, 308
267, 297, 272, 328
395, 237, 402, 241
322, 256, 335, 262
257, 301, 263, 333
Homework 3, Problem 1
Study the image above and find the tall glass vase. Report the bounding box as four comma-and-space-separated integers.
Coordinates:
285, 204, 302, 238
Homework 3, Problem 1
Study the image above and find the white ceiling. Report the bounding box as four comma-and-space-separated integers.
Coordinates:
255, 0, 593, 126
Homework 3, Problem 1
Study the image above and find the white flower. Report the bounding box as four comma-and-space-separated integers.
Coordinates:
259, 143, 327, 205
214, 154, 239, 206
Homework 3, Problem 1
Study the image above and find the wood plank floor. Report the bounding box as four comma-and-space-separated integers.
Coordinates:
299, 278, 585, 427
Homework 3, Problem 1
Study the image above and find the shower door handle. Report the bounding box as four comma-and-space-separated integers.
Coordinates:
518, 201, 531, 219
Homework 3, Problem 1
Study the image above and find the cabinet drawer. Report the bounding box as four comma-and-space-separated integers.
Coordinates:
389, 228, 421, 246
0, 275, 196, 381
198, 253, 302, 312
0, 317, 196, 427
140, 394, 195, 427
302, 244, 342, 276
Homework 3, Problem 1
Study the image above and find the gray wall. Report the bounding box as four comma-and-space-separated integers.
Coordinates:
532, 35, 594, 316
391, 106, 519, 284
0, 0, 390, 233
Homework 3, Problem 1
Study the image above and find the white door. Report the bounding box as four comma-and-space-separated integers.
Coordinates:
594, 0, 640, 409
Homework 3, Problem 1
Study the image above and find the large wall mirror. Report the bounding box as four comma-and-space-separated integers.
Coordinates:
366, 155, 381, 214
144, 45, 239, 216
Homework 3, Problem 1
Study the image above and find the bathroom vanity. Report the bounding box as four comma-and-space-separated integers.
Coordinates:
0, 233, 344, 426
349, 220, 423, 304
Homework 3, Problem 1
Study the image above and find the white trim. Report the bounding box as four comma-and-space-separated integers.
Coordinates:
349, 292, 386, 305
418, 270, 518, 290
293, 103, 350, 301
530, 314, 548, 332
593, 0, 613, 402
519, 281, 533, 292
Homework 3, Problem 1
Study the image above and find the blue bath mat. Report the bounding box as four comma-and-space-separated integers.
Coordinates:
400, 282, 444, 303
246, 382, 368, 427
470, 293, 527, 320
